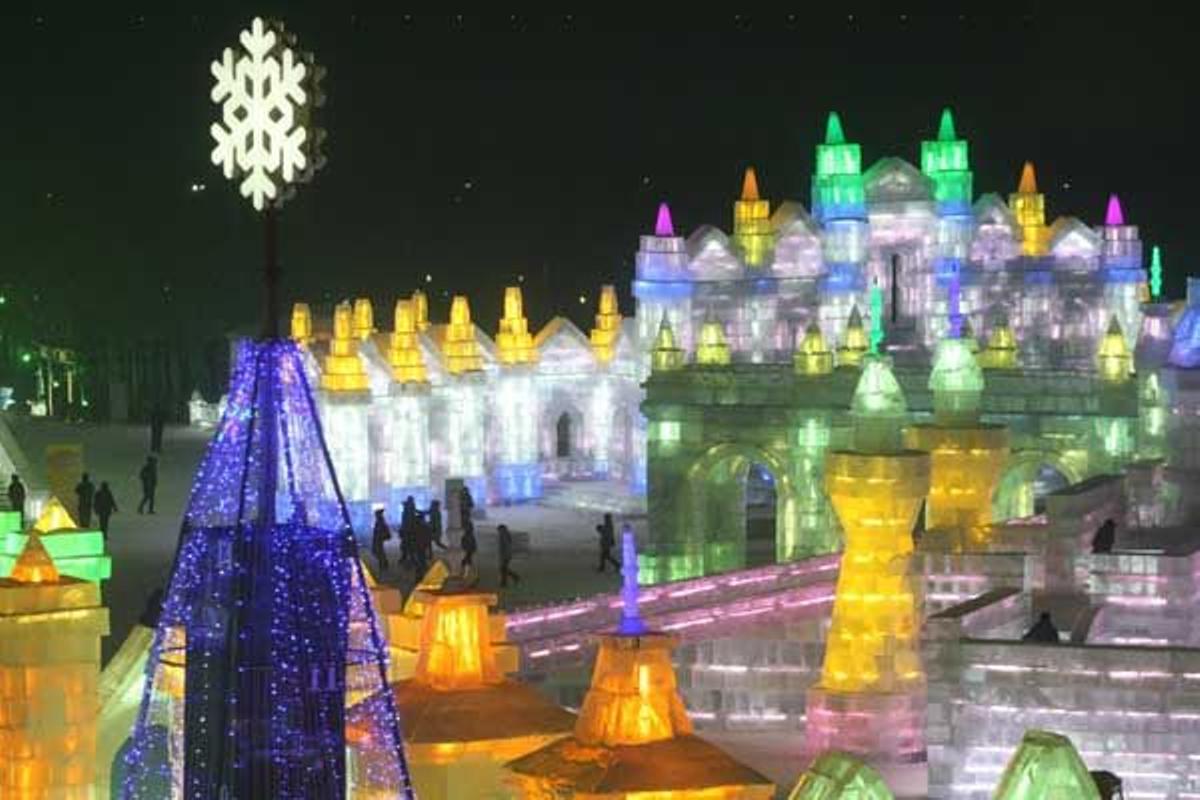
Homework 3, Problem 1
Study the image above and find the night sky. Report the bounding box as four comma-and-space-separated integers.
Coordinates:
5, 8, 1197, 349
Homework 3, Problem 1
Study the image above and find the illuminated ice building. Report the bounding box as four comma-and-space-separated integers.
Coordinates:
284, 286, 645, 526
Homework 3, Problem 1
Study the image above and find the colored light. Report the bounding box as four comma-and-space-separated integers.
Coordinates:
838, 307, 869, 367
651, 315, 685, 372
210, 18, 323, 211
993, 730, 1100, 799
1105, 193, 1125, 226
794, 322, 833, 376
654, 201, 675, 237
869, 283, 884, 354
618, 524, 647, 636
589, 285, 622, 362
695, 317, 731, 365
20, 352, 31, 364
1150, 245, 1163, 298
1097, 315, 1132, 382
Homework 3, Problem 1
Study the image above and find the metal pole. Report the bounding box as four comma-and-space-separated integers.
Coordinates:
263, 204, 280, 340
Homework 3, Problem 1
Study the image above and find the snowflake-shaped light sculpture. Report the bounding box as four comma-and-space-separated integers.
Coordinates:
211, 17, 325, 211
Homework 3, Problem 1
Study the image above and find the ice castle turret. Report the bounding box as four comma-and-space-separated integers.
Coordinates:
1010, 162, 1048, 256
795, 322, 834, 376
906, 337, 1009, 550
320, 301, 372, 525
290, 301, 313, 345
589, 285, 622, 364
1100, 193, 1145, 348
734, 166, 773, 268
695, 315, 731, 366
806, 356, 930, 793
494, 286, 542, 501
352, 296, 375, 340
814, 112, 869, 344
837, 306, 869, 368
633, 202, 692, 361
1097, 315, 1133, 383
443, 296, 487, 501
922, 108, 976, 343
386, 299, 432, 511
651, 315, 685, 372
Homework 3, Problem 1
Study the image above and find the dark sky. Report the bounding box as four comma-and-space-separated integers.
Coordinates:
4, 7, 1196, 346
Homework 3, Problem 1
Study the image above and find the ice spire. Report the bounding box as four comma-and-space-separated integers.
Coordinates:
1018, 161, 1038, 194
1150, 245, 1163, 298
1105, 193, 1124, 227
937, 106, 957, 141
617, 524, 647, 636
824, 111, 846, 145
654, 202, 675, 237
740, 167, 760, 201
651, 315, 685, 372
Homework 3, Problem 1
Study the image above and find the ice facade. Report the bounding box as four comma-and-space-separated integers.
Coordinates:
287, 287, 645, 527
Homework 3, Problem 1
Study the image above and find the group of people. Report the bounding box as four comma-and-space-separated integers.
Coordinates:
73, 473, 119, 536
371, 496, 446, 578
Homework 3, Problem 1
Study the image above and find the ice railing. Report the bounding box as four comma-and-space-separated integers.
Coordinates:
506, 554, 840, 672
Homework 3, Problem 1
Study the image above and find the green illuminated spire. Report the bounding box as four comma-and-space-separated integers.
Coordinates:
1151, 245, 1163, 299
937, 107, 956, 141
869, 282, 885, 354
824, 111, 846, 145
929, 337, 984, 424
790, 752, 893, 799
993, 730, 1100, 800
922, 106, 972, 213
851, 355, 908, 453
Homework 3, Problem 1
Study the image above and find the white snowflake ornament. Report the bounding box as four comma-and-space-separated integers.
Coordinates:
210, 17, 325, 211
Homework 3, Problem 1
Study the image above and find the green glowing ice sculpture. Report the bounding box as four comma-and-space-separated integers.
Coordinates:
850, 355, 908, 454
788, 752, 894, 800
993, 730, 1101, 800
929, 336, 984, 425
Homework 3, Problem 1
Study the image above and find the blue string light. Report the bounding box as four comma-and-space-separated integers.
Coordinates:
120, 340, 415, 799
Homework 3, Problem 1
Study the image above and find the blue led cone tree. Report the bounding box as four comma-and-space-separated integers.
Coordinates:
121, 17, 413, 800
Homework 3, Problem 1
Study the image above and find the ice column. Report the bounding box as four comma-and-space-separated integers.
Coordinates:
633, 203, 693, 363
814, 112, 868, 343
922, 108, 976, 346
386, 298, 432, 511
321, 300, 372, 529
493, 287, 542, 501
443, 296, 487, 502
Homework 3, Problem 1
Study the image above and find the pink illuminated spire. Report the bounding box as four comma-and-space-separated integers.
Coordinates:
654, 202, 675, 237
1105, 193, 1124, 226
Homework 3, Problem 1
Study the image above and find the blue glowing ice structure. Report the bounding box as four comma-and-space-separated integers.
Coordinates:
617, 523, 648, 636
121, 340, 413, 799
1169, 278, 1200, 368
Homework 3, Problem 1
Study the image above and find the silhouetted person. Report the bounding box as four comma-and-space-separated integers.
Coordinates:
1092, 518, 1116, 554
427, 500, 447, 549
400, 495, 418, 566
498, 524, 520, 587
75, 472, 96, 527
596, 513, 620, 572
1022, 611, 1061, 643
94, 482, 117, 539
149, 403, 166, 454
139, 587, 165, 628
138, 456, 158, 514
7, 474, 26, 523
459, 485, 475, 529
413, 517, 432, 578
460, 521, 477, 571
371, 509, 392, 572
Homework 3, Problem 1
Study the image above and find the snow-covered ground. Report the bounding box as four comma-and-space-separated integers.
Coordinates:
5, 415, 648, 663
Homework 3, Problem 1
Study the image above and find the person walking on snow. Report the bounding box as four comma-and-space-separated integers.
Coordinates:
595, 513, 620, 572
371, 508, 392, 573
137, 456, 158, 514
75, 472, 96, 527
94, 482, 118, 539
498, 524, 521, 587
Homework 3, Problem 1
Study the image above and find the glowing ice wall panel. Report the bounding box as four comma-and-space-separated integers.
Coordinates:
387, 388, 431, 509
321, 395, 371, 528
444, 378, 486, 487
493, 370, 542, 501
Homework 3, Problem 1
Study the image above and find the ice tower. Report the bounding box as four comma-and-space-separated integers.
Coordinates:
633, 203, 693, 360
443, 296, 487, 501
905, 338, 1009, 550
1010, 162, 1048, 257
922, 108, 975, 345
493, 287, 542, 500
386, 298, 432, 511
0, 534, 109, 799
805, 356, 930, 794
290, 302, 313, 345
121, 340, 413, 799
1100, 193, 1145, 349
734, 167, 773, 268
814, 112, 868, 342
321, 301, 373, 528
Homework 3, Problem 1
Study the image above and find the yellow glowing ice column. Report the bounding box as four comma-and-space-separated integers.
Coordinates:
904, 338, 1009, 551
734, 166, 773, 269
980, 315, 1019, 369
805, 356, 930, 794
351, 587, 573, 800
290, 302, 313, 345
443, 296, 487, 501
386, 299, 433, 511
1010, 161, 1048, 257
320, 301, 372, 527
837, 306, 869, 368
0, 534, 109, 800
1097, 315, 1133, 383
585, 286, 623, 478
795, 322, 834, 376
652, 315, 686, 372
352, 297, 375, 340
696, 316, 732, 366
411, 289, 430, 332
494, 287, 542, 500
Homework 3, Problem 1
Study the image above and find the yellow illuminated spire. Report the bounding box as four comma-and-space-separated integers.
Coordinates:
1017, 161, 1038, 194
33, 498, 78, 533
795, 322, 834, 376
589, 285, 621, 363
352, 297, 375, 340
410, 289, 430, 332
496, 286, 537, 365
9, 533, 60, 584
321, 301, 370, 392
735, 166, 772, 267
1010, 161, 1048, 256
388, 299, 428, 384
981, 317, 1018, 369
651, 315, 685, 372
695, 315, 731, 366
1097, 315, 1132, 383
290, 302, 313, 345
444, 295, 483, 374
837, 307, 869, 368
